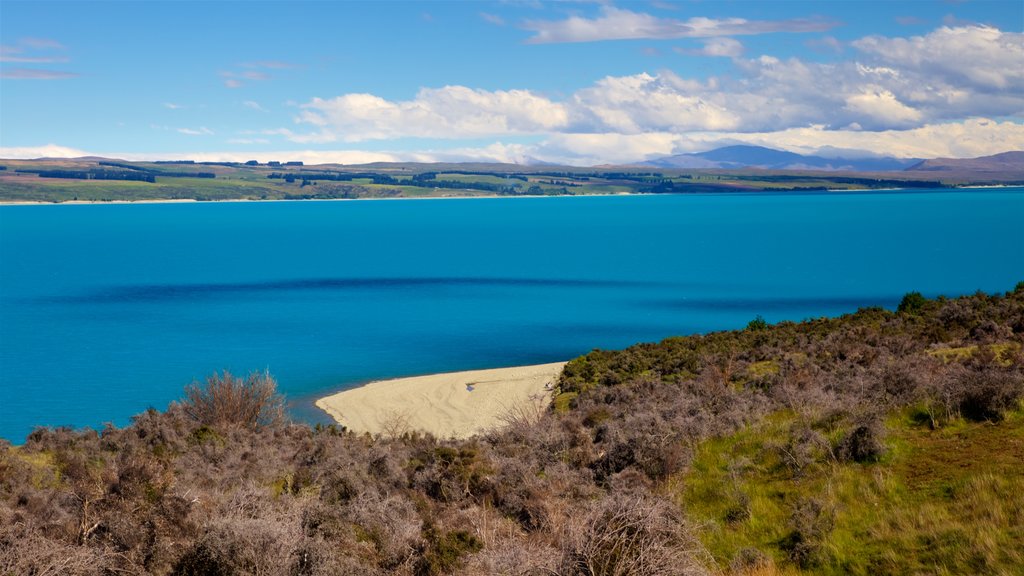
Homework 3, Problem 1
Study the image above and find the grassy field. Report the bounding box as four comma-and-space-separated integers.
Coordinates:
2, 157, 1006, 203
678, 406, 1024, 575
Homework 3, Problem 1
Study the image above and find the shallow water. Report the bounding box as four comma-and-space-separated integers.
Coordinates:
1, 190, 1021, 441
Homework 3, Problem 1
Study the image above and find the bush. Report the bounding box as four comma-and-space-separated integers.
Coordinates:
746, 315, 770, 331
897, 291, 928, 314
416, 528, 483, 575
957, 369, 1024, 422
780, 497, 834, 568
180, 371, 285, 429
836, 416, 886, 463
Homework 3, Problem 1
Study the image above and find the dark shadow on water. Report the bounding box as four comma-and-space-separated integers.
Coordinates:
46, 276, 674, 304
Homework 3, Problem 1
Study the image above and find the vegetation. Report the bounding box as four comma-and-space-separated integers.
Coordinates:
3, 157, 1018, 203
1, 286, 1022, 575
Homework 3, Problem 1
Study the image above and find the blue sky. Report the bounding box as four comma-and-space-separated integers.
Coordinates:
2, 0, 1022, 165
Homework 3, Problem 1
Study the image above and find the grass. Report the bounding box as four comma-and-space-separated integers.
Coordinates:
1, 157, 985, 204
678, 407, 1024, 575
927, 341, 1020, 367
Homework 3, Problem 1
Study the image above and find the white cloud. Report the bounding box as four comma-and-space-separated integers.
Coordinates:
529, 118, 1024, 164
243, 100, 267, 112
163, 102, 184, 110
0, 68, 77, 79
282, 26, 1023, 142
853, 25, 1024, 91
0, 38, 68, 63
0, 144, 90, 159
699, 37, 744, 58
843, 88, 922, 127
480, 12, 505, 26
4, 119, 1021, 166
572, 72, 740, 132
293, 86, 570, 142
177, 127, 214, 136
522, 6, 836, 44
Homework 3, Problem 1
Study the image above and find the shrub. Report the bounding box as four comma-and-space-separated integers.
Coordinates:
564, 496, 704, 576
180, 371, 285, 429
897, 291, 928, 314
779, 497, 835, 568
836, 416, 886, 463
746, 315, 770, 331
416, 528, 483, 576
957, 369, 1024, 422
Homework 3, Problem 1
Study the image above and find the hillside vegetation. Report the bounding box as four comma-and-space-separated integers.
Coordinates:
2, 286, 1023, 575
3, 157, 1019, 203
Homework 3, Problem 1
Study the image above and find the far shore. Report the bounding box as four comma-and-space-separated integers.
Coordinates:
0, 193, 635, 207
315, 362, 567, 439
1, 184, 1019, 207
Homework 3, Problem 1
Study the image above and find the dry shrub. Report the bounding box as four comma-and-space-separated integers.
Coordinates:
779, 497, 835, 569
957, 368, 1024, 422
563, 495, 709, 576
0, 527, 116, 576
181, 370, 285, 429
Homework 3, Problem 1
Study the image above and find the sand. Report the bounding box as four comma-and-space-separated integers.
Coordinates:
315, 362, 567, 439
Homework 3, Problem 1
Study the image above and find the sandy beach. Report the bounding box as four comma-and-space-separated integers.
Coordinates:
315, 362, 566, 439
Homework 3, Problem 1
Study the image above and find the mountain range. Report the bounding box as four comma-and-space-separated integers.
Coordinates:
638, 145, 923, 171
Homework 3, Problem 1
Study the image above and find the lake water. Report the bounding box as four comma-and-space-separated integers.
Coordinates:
1, 190, 1022, 442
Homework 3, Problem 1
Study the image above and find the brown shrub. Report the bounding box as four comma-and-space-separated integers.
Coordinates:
180, 371, 285, 429
562, 495, 709, 576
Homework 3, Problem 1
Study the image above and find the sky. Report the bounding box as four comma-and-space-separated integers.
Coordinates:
1, 0, 1023, 166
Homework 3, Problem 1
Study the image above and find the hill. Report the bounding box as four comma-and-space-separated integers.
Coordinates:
641, 145, 920, 171
1, 285, 1022, 575
906, 150, 1024, 172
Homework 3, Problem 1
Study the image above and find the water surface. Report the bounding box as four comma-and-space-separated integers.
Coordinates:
1, 190, 1021, 441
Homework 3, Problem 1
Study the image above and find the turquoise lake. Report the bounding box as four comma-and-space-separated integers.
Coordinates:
1, 190, 1022, 442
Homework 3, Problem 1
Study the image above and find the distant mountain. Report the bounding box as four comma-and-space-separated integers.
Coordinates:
906, 151, 1024, 172
642, 145, 921, 171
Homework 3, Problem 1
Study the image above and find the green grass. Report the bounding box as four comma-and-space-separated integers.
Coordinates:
678, 408, 1024, 575
0, 157, 995, 203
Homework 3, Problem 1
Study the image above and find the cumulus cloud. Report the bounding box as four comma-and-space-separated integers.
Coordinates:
0, 144, 90, 159
522, 6, 836, 44
243, 100, 267, 112
293, 86, 571, 142
572, 72, 740, 132
676, 37, 744, 58
843, 88, 922, 127
529, 118, 1024, 165
853, 25, 1024, 91
282, 25, 1022, 143
5, 119, 1021, 166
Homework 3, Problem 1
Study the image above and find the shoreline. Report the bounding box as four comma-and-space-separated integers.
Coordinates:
1, 185, 1020, 206
315, 362, 567, 439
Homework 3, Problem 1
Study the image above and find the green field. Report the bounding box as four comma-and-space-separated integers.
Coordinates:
2, 157, 1003, 203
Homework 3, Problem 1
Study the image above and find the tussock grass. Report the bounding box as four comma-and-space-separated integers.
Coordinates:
680, 408, 1024, 575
